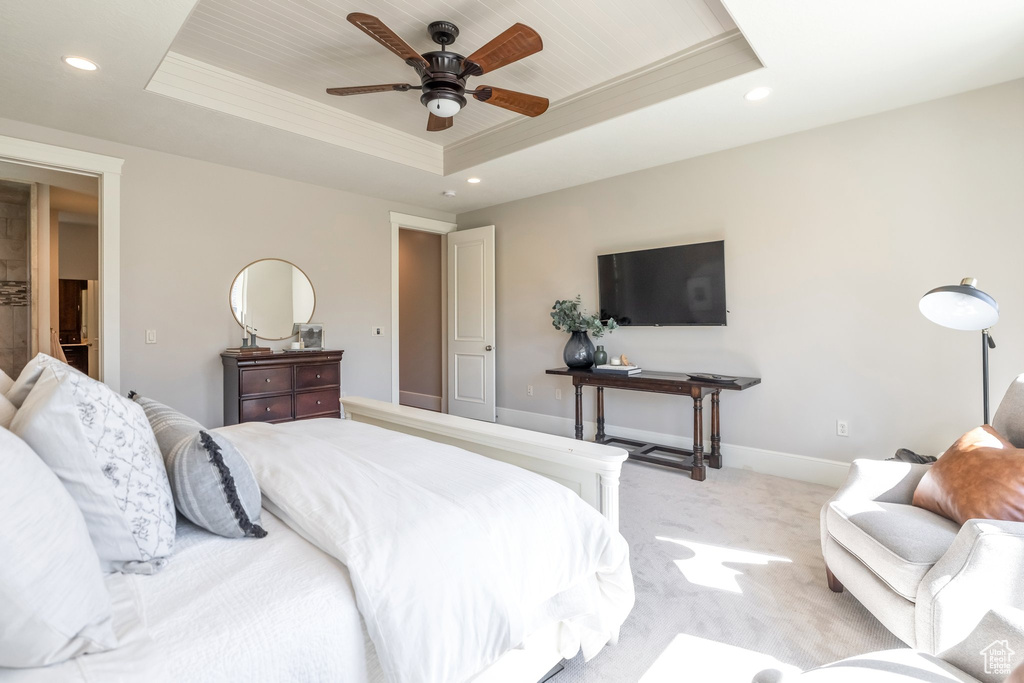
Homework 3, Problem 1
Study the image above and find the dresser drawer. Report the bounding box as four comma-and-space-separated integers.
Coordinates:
241, 367, 293, 396
240, 395, 293, 423
294, 388, 340, 419
295, 363, 340, 390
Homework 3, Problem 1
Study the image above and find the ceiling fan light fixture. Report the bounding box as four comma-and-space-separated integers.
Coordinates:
426, 94, 462, 118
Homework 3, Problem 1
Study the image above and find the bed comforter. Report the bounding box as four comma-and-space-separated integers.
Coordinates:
217, 418, 634, 683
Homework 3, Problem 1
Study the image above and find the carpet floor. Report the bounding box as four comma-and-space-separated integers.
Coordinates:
558, 461, 904, 682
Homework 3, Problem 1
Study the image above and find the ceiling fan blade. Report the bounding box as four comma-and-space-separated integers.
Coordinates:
347, 13, 430, 69
462, 24, 542, 77
326, 83, 416, 96
427, 113, 453, 132
473, 86, 549, 117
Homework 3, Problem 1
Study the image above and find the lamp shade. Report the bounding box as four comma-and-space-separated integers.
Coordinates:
919, 278, 998, 331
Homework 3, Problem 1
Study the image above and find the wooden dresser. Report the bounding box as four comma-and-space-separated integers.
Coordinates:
221, 350, 344, 426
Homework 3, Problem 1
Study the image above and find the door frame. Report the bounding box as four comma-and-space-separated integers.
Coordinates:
390, 212, 457, 409
0, 134, 123, 390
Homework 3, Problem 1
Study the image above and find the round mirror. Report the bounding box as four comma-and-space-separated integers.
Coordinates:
229, 259, 315, 340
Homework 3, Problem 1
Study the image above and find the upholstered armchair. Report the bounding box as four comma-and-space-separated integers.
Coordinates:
753, 607, 1024, 682
819, 374, 1024, 655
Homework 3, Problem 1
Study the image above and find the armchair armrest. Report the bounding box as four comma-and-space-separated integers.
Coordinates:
917, 519, 1024, 654
820, 459, 932, 555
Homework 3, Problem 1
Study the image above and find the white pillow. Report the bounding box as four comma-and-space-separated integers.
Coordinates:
0, 391, 15, 429
5, 352, 59, 408
11, 365, 176, 573
0, 366, 13, 394
0, 427, 117, 667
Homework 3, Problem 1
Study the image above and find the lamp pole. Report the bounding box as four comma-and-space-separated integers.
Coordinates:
982, 328, 996, 425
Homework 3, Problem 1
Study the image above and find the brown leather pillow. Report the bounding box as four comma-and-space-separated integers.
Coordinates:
913, 425, 1024, 525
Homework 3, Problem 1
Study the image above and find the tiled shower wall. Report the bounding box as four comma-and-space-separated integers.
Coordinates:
0, 180, 30, 378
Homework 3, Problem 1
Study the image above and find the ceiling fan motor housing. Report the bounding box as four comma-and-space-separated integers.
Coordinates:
419, 50, 468, 113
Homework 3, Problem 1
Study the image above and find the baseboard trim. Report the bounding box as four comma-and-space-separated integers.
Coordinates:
399, 391, 442, 412
495, 407, 850, 487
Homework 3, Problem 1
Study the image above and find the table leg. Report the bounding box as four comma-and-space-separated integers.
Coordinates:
709, 389, 722, 469
691, 390, 706, 481
574, 383, 584, 440
596, 387, 605, 441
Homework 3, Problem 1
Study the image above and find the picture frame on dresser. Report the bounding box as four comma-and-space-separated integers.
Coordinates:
221, 349, 343, 426
294, 323, 325, 351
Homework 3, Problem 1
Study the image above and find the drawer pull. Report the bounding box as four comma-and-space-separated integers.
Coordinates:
265, 378, 271, 383
265, 407, 271, 412
316, 400, 321, 405
316, 374, 321, 379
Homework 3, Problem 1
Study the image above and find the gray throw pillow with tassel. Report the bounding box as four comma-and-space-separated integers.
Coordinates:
130, 393, 266, 539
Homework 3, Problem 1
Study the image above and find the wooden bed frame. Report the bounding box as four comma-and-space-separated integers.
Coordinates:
341, 397, 630, 683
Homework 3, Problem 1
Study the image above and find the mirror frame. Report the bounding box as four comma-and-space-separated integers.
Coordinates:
228, 258, 317, 341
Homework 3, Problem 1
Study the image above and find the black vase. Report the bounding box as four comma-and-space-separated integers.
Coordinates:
563, 330, 595, 369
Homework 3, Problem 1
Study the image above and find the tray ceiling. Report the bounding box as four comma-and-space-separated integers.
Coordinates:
167, 0, 739, 145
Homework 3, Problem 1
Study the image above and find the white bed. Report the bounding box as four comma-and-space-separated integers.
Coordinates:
1, 397, 631, 683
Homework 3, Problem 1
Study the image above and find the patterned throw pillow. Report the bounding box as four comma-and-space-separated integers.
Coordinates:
11, 365, 176, 573
130, 394, 266, 539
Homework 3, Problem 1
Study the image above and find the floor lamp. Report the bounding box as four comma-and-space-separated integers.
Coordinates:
919, 278, 999, 424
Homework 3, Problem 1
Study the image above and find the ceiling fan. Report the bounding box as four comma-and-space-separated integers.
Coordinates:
327, 13, 549, 132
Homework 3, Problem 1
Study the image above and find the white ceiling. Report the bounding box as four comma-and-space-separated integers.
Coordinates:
172, 0, 736, 143
0, 0, 1023, 215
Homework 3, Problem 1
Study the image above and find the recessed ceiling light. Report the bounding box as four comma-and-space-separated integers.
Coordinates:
442, 190, 456, 198
467, 177, 481, 184
744, 86, 772, 102
63, 56, 99, 71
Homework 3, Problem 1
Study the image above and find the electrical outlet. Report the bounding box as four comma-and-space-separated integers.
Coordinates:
371, 326, 384, 336
527, 385, 534, 397
145, 329, 157, 344
837, 420, 850, 437
555, 388, 562, 400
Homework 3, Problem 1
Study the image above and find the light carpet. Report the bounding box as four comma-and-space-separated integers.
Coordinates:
558, 461, 904, 682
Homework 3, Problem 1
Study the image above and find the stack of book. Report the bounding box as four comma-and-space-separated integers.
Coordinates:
594, 364, 641, 375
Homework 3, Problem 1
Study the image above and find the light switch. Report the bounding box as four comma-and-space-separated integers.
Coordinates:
371, 326, 385, 337
145, 329, 157, 344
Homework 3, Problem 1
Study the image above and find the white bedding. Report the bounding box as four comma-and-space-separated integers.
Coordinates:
0, 513, 384, 683
219, 418, 635, 683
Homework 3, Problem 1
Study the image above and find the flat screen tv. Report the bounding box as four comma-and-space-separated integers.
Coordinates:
598, 240, 726, 326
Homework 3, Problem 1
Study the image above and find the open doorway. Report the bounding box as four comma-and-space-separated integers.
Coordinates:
0, 160, 99, 379
398, 228, 444, 412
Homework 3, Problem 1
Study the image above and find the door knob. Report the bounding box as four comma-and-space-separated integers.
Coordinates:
485, 345, 493, 351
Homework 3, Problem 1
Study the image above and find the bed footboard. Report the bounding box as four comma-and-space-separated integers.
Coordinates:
341, 397, 628, 530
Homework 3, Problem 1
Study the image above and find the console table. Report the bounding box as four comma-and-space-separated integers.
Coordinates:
546, 368, 761, 481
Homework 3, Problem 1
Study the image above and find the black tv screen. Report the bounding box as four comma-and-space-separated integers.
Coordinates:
598, 240, 726, 326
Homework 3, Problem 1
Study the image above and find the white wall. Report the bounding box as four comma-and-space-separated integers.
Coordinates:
457, 79, 1024, 468
0, 116, 455, 426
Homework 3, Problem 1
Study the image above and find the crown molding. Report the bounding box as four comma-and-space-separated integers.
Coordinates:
444, 31, 762, 173
146, 53, 444, 175
146, 31, 760, 177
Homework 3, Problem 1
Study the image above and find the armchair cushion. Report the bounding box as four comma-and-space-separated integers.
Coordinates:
826, 500, 960, 600
913, 425, 1024, 525
993, 373, 1024, 448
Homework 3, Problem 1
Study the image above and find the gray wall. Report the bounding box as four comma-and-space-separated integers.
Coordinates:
0, 116, 455, 427
398, 228, 443, 402
457, 79, 1024, 465
58, 222, 98, 281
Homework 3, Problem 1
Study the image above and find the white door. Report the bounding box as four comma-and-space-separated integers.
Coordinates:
85, 281, 100, 380
447, 226, 495, 421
